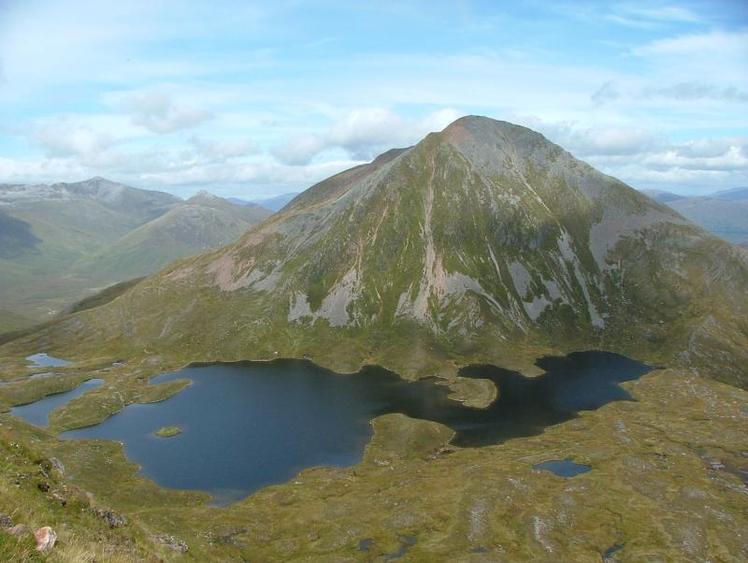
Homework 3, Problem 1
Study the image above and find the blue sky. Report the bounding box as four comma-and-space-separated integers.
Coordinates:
0, 0, 746, 198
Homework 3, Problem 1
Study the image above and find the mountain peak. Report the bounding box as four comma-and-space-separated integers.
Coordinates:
441, 115, 541, 142
188, 190, 223, 204
429, 115, 570, 184
82, 176, 119, 186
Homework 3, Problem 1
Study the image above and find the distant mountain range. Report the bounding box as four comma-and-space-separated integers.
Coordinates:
642, 187, 748, 245
19, 117, 746, 389
228, 192, 300, 212
0, 178, 271, 332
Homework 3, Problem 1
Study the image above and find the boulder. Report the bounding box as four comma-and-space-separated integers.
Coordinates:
94, 508, 127, 528
0, 514, 12, 529
34, 526, 57, 551
7, 524, 27, 536
49, 457, 65, 476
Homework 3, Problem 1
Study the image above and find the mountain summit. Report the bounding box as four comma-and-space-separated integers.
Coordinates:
11, 117, 747, 387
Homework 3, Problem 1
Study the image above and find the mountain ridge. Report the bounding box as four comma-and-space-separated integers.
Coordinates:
0, 179, 270, 331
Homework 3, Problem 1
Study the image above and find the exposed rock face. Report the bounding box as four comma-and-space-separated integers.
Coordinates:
34, 526, 57, 552
10, 116, 748, 387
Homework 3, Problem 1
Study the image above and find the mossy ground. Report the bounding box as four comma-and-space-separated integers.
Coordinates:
1, 363, 746, 561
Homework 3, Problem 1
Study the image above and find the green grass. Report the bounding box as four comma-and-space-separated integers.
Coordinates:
67, 277, 145, 314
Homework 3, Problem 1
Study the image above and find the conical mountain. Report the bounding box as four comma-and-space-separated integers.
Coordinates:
10, 117, 747, 387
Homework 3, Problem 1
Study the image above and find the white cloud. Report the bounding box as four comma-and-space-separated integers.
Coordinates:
32, 119, 116, 159
118, 91, 213, 134
274, 107, 463, 165
632, 30, 748, 87
272, 134, 327, 166
522, 119, 664, 157
643, 142, 748, 171
570, 127, 662, 156
518, 116, 748, 191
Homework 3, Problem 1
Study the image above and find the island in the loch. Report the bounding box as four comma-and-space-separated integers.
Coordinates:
154, 426, 183, 438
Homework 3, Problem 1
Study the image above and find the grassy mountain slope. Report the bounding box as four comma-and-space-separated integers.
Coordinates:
8, 117, 747, 388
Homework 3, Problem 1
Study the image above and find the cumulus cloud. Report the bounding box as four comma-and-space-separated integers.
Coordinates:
632, 30, 748, 86
326, 108, 406, 159
526, 120, 663, 157
644, 142, 748, 171
32, 121, 114, 159
273, 107, 463, 165
570, 127, 662, 157
119, 91, 213, 134
518, 115, 748, 191
272, 134, 327, 166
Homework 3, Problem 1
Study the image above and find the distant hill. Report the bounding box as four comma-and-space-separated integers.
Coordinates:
229, 192, 300, 211
0, 179, 269, 332
642, 189, 686, 204
710, 187, 748, 201
81, 191, 271, 280
642, 188, 748, 245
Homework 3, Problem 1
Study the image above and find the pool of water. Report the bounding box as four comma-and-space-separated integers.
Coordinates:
11, 379, 104, 427
26, 353, 71, 368
533, 458, 592, 477
44, 351, 651, 504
